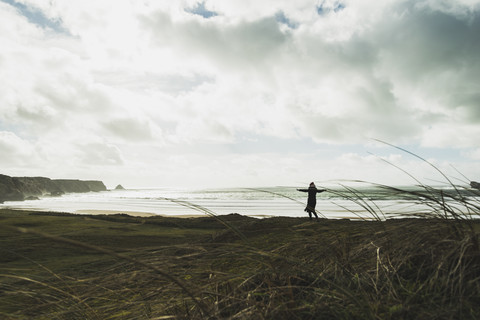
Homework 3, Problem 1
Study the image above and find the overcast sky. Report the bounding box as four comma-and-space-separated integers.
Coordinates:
1, 0, 479, 189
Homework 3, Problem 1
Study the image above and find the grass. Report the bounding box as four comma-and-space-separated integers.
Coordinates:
1, 201, 480, 319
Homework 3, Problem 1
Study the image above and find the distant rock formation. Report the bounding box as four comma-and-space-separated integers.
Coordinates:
471, 181, 480, 190
115, 184, 125, 190
0, 174, 107, 203
24, 196, 40, 201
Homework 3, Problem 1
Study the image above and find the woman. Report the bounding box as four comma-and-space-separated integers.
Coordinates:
297, 182, 326, 220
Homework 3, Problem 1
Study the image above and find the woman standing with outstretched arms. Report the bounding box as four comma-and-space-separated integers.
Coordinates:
297, 182, 326, 220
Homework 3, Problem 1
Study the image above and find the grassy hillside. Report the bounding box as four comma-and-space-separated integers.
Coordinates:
1, 209, 480, 319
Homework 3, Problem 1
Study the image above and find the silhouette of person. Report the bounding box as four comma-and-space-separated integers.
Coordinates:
297, 182, 326, 220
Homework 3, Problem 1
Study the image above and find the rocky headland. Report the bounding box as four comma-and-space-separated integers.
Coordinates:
0, 174, 107, 203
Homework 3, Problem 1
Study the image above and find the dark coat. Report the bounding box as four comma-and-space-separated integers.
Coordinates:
298, 187, 326, 213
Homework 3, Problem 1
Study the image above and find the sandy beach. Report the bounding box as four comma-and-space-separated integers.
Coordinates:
75, 209, 276, 219
74, 209, 186, 218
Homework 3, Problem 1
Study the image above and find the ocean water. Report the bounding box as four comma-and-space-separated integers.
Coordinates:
1, 186, 478, 219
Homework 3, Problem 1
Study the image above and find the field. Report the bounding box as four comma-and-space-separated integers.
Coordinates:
1, 207, 480, 319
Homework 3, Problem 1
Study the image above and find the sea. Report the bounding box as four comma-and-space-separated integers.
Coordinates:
1, 186, 479, 220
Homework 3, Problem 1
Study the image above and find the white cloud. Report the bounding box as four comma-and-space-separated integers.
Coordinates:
103, 116, 158, 142
464, 148, 480, 160
76, 142, 124, 166
1, 0, 479, 187
0, 131, 35, 163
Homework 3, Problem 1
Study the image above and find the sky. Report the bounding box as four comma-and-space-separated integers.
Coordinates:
0, 0, 479, 189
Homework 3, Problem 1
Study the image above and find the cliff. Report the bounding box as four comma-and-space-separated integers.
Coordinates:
0, 174, 24, 203
0, 174, 107, 203
85, 180, 108, 192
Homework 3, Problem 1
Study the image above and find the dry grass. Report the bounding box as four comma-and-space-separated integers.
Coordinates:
1, 202, 480, 319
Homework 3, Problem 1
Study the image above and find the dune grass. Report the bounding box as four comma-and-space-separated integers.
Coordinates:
1, 193, 480, 320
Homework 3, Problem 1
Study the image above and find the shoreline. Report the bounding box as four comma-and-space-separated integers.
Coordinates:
1, 207, 386, 221
1, 208, 279, 219
75, 209, 275, 219
6, 186, 476, 220
75, 209, 168, 218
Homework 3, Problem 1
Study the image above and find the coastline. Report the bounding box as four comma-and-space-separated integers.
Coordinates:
74, 209, 277, 219
75, 209, 164, 217
2, 185, 479, 220
3, 207, 281, 219
3, 207, 361, 220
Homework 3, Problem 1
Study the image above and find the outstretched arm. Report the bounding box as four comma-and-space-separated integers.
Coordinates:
317, 189, 326, 193
297, 189, 308, 192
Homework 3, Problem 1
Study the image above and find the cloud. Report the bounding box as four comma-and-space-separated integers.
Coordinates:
465, 148, 480, 161
1, 0, 480, 187
0, 131, 30, 153
76, 142, 124, 166
370, 2, 480, 146
103, 117, 156, 142
135, 0, 480, 147
0, 131, 38, 166
140, 10, 289, 73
